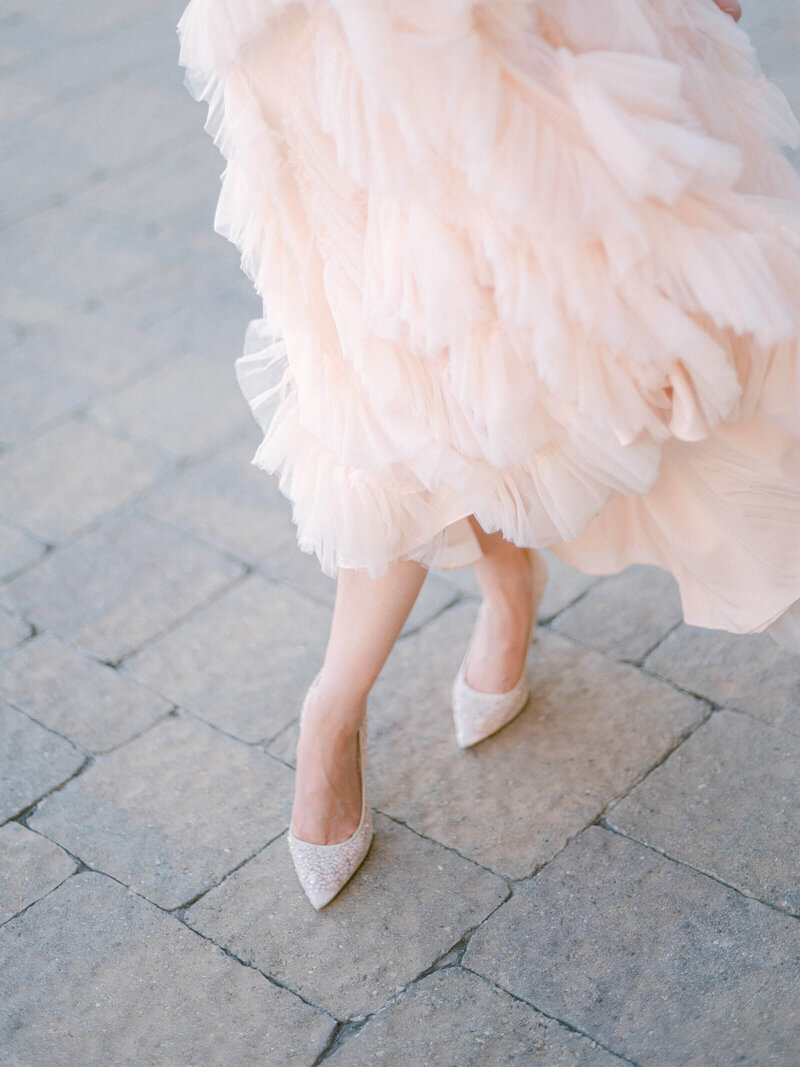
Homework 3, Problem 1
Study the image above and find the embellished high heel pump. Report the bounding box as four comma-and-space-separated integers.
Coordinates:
287, 674, 373, 909
451, 548, 548, 748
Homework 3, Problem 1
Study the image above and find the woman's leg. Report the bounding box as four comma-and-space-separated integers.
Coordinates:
464, 517, 541, 693
291, 558, 428, 845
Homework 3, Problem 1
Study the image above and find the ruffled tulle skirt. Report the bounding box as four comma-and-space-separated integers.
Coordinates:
176, 0, 800, 653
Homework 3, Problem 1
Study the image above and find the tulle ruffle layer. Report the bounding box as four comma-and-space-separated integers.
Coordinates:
177, 0, 800, 650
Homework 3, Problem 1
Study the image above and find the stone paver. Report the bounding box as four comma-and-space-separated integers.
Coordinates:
71, 138, 221, 230
0, 311, 171, 447
0, 419, 169, 544
28, 716, 294, 909
125, 573, 331, 744
136, 280, 260, 358
326, 968, 623, 1066
1, 1, 799, 1063
607, 709, 800, 914
186, 814, 507, 1020
551, 564, 684, 663
465, 826, 800, 1066
1, 71, 199, 225
3, 508, 244, 661
97, 251, 246, 332
0, 519, 45, 580
0, 872, 335, 1066
0, 606, 31, 654
0, 633, 171, 753
89, 349, 250, 461
139, 434, 297, 566
366, 603, 706, 877
645, 624, 800, 736
0, 822, 76, 925
6, 196, 183, 315
0, 701, 84, 823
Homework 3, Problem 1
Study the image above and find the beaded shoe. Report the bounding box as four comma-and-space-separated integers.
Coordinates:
451, 548, 548, 748
287, 674, 373, 909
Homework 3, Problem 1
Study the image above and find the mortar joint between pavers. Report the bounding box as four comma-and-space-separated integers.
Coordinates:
13, 822, 96, 881
376, 808, 517, 883
633, 618, 684, 666
176, 704, 303, 756
459, 963, 642, 1067
311, 1018, 370, 1065
639, 659, 726, 710
0, 510, 56, 554
0, 621, 36, 656
9, 750, 93, 824
0, 527, 51, 580
91, 704, 179, 755
597, 700, 718, 828
338, 879, 517, 1023
169, 827, 289, 914
717, 702, 800, 741
708, 701, 800, 743
3, 695, 95, 760
538, 577, 602, 625
0, 864, 81, 930
113, 554, 250, 662
599, 822, 800, 921
176, 908, 343, 1022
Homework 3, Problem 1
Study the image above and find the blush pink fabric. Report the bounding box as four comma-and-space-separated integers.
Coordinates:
177, 0, 800, 651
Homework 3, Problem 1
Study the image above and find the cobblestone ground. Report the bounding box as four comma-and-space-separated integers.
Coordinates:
1, 2, 799, 1064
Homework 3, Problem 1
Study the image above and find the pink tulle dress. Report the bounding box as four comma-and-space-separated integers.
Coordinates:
176, 0, 800, 654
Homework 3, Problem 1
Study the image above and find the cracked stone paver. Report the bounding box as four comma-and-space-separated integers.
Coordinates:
464, 826, 800, 1065
1, 1, 799, 1064
185, 814, 508, 1020
0, 872, 335, 1066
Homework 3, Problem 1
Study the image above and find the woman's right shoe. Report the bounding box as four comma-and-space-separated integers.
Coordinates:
451, 548, 548, 748
287, 675, 373, 910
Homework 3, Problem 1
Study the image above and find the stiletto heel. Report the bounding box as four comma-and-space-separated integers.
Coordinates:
287, 673, 373, 909
451, 548, 548, 748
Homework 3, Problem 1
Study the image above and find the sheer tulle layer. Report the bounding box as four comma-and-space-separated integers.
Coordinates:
177, 0, 800, 651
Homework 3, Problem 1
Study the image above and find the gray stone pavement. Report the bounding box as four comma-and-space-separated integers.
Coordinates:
1, 1, 799, 1063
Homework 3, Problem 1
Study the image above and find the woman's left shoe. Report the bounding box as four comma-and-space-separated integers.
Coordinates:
287, 674, 373, 909
451, 548, 548, 748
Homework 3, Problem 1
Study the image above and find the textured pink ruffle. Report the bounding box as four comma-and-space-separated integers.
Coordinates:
177, 0, 800, 651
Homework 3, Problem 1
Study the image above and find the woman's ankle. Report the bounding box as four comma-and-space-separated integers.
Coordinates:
300, 672, 368, 736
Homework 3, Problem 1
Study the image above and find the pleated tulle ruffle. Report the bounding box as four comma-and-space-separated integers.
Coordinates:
177, 0, 800, 652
